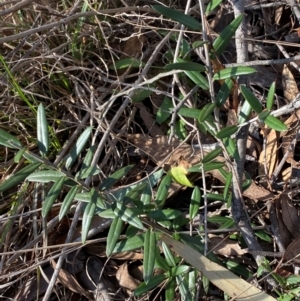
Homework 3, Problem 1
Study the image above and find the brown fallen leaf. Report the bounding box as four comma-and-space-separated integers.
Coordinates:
208, 235, 247, 256
283, 234, 300, 264
116, 262, 141, 290
243, 181, 274, 201
282, 64, 299, 102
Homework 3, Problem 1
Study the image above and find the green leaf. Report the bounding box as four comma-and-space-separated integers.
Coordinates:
177, 275, 192, 301
176, 58, 209, 90
178, 107, 202, 119
37, 103, 49, 156
65, 126, 93, 169
192, 40, 209, 49
42, 176, 65, 217
238, 97, 252, 124
168, 265, 190, 277
206, 193, 226, 201
216, 78, 233, 107
0, 128, 22, 149
99, 165, 134, 191
112, 201, 144, 230
82, 188, 98, 243
213, 15, 243, 57
190, 186, 201, 220
155, 174, 172, 206
76, 166, 101, 179
224, 136, 239, 160
109, 58, 144, 70
255, 229, 272, 242
131, 86, 153, 103
106, 216, 124, 257
143, 229, 156, 284
134, 274, 166, 296
258, 110, 271, 121
202, 147, 223, 163
165, 279, 176, 301
213, 67, 256, 80
141, 184, 152, 206
206, 0, 223, 13
169, 166, 194, 187
226, 260, 252, 279
156, 97, 173, 124
267, 82, 276, 110
0, 163, 41, 193
240, 85, 262, 113
264, 115, 288, 131
223, 172, 232, 198
162, 241, 176, 267
188, 162, 224, 173
147, 209, 181, 221
152, 5, 201, 30
202, 275, 210, 294
215, 125, 238, 139
198, 103, 216, 122
59, 185, 78, 220
27, 170, 65, 182
14, 147, 27, 163
165, 61, 206, 72
113, 233, 145, 253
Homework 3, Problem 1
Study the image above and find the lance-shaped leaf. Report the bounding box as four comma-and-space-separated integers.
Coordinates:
152, 5, 201, 30
106, 216, 123, 257
264, 115, 287, 131
82, 188, 98, 243
42, 176, 65, 217
134, 274, 166, 296
0, 128, 22, 149
216, 125, 238, 139
27, 170, 65, 183
201, 147, 223, 163
198, 103, 216, 122
240, 85, 262, 113
65, 126, 93, 169
37, 103, 49, 156
213, 15, 243, 57
216, 78, 233, 107
267, 82, 276, 110
143, 229, 156, 284
59, 185, 78, 220
206, 0, 222, 13
162, 241, 176, 267
0, 163, 41, 193
155, 174, 172, 206
165, 61, 206, 72
190, 186, 201, 220
213, 66, 256, 80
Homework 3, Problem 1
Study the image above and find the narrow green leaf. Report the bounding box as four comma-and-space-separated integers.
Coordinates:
216, 125, 238, 139
258, 110, 271, 121
0, 163, 41, 193
201, 147, 223, 163
176, 58, 209, 90
65, 126, 93, 169
188, 162, 224, 173
226, 260, 253, 279
264, 115, 288, 131
238, 98, 252, 124
169, 265, 190, 277
165, 61, 206, 72
82, 188, 98, 243
213, 67, 256, 80
134, 274, 166, 296
109, 58, 144, 70
213, 15, 243, 57
147, 209, 181, 221
152, 5, 201, 30
165, 279, 176, 301
178, 107, 202, 119
216, 78, 233, 107
0, 128, 22, 149
162, 241, 176, 267
224, 137, 239, 160
206, 193, 226, 201
106, 216, 124, 257
190, 186, 201, 220
192, 40, 209, 49
59, 185, 78, 220
14, 147, 27, 163
156, 97, 173, 124
141, 184, 152, 206
131, 87, 153, 103
155, 174, 172, 206
99, 165, 134, 191
113, 233, 145, 253
267, 82, 276, 110
198, 103, 216, 122
113, 201, 144, 230
37, 103, 49, 156
177, 275, 192, 300
240, 85, 262, 113
76, 166, 101, 179
188, 270, 197, 297
169, 166, 194, 187
75, 191, 106, 209
206, 0, 222, 13
255, 229, 272, 242
27, 170, 65, 182
202, 275, 210, 294
42, 176, 65, 217
143, 229, 156, 284
223, 172, 232, 198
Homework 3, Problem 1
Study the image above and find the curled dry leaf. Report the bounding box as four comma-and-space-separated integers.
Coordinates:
281, 193, 300, 239
208, 235, 247, 256
283, 234, 300, 264
282, 64, 299, 102
116, 262, 141, 290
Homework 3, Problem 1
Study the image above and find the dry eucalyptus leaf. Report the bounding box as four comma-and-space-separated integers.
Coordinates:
243, 181, 274, 201
282, 64, 299, 102
281, 194, 300, 239
51, 260, 92, 298
283, 234, 300, 264
208, 236, 247, 256
258, 129, 278, 178
116, 262, 141, 290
